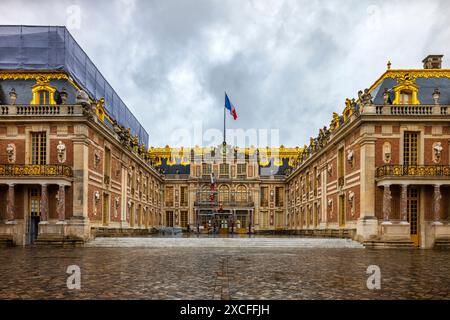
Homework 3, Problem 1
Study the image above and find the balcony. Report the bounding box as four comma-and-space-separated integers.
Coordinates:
194, 191, 254, 207
366, 104, 449, 116
376, 165, 450, 179
0, 104, 83, 116
0, 164, 73, 177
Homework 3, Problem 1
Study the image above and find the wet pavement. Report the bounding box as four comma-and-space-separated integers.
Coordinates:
0, 242, 449, 300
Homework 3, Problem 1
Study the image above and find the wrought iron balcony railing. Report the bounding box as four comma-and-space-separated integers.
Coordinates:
376, 165, 450, 178
194, 191, 254, 207
0, 164, 73, 177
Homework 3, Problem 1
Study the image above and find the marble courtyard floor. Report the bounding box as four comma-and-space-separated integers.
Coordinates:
0, 237, 449, 299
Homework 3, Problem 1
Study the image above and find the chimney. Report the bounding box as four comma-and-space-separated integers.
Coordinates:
422, 54, 443, 69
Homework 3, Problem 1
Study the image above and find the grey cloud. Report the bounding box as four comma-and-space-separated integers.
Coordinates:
1, 0, 449, 147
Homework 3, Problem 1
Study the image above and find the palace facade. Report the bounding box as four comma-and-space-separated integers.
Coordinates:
1, 26, 450, 248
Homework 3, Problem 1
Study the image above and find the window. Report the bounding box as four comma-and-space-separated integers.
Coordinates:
38, 90, 50, 104
404, 132, 419, 166
306, 172, 310, 195
236, 185, 247, 204
104, 147, 111, 181
400, 90, 412, 104
339, 194, 346, 227
218, 185, 230, 203
165, 186, 174, 206
166, 211, 173, 227
180, 186, 188, 206
275, 187, 284, 207
103, 193, 110, 226
260, 187, 268, 207
338, 148, 344, 178
180, 211, 188, 228
237, 163, 247, 178
202, 163, 212, 177
31, 132, 47, 165
219, 163, 230, 178
261, 211, 268, 228
29, 188, 41, 217
313, 167, 318, 196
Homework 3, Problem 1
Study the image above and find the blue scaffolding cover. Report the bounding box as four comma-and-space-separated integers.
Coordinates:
0, 25, 149, 146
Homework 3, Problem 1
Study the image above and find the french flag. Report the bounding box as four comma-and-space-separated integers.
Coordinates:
225, 93, 238, 120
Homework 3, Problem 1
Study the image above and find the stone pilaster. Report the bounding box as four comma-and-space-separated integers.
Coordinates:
400, 184, 408, 222
356, 136, 378, 241
72, 129, 90, 219
40, 184, 49, 223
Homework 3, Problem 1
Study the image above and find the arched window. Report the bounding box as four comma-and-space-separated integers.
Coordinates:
218, 185, 230, 203
236, 185, 247, 203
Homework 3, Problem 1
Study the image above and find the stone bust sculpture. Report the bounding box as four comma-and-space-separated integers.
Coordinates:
6, 143, 15, 163
57, 141, 66, 163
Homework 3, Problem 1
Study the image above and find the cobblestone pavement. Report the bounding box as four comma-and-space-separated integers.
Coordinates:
0, 243, 449, 299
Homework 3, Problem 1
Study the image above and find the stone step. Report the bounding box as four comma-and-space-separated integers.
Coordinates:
85, 237, 365, 248
35, 235, 84, 247
363, 240, 416, 249
434, 239, 450, 249
0, 235, 14, 247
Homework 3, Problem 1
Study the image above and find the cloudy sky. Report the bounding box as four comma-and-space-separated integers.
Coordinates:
1, 0, 450, 147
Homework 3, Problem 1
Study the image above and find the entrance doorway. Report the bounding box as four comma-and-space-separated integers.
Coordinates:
27, 187, 41, 245
339, 194, 346, 227
407, 187, 419, 245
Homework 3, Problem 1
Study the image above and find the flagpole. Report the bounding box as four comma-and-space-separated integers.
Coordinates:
223, 92, 226, 146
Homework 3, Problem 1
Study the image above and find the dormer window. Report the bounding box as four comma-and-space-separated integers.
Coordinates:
30, 76, 56, 105
399, 90, 412, 104
392, 74, 420, 105
37, 90, 51, 104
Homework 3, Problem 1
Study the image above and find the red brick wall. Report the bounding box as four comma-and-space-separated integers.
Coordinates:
424, 138, 448, 165
0, 139, 26, 164
345, 186, 360, 220
327, 157, 337, 183
346, 143, 360, 175
49, 139, 73, 166
327, 194, 337, 223
375, 138, 400, 166
88, 145, 103, 174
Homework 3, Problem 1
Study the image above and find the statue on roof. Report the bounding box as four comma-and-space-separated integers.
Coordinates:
139, 144, 146, 157
330, 112, 340, 131
309, 137, 316, 153
76, 89, 89, 106
358, 88, 373, 107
